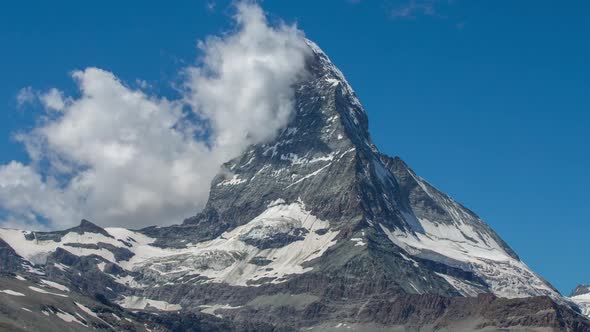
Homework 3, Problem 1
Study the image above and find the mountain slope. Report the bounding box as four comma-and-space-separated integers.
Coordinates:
0, 39, 588, 331
381, 156, 559, 299
0, 273, 151, 331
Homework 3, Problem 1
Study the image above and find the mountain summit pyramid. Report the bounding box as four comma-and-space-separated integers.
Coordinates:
144, 39, 558, 298
0, 40, 588, 331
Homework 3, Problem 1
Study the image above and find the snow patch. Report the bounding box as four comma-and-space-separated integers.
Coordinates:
75, 302, 99, 319
286, 162, 332, 188
28, 286, 68, 297
267, 198, 286, 207
41, 279, 70, 292
56, 311, 86, 325
118, 296, 181, 311
0, 289, 25, 296
325, 78, 340, 87
217, 174, 247, 186
280, 152, 335, 165
350, 238, 366, 247
200, 304, 242, 318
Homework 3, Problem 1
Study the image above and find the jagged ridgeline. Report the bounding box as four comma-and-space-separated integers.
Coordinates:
1, 40, 589, 332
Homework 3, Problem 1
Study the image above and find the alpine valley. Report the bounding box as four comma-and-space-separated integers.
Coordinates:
0, 40, 588, 332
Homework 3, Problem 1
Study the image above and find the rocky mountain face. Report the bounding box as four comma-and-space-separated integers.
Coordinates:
570, 285, 590, 318
572, 286, 590, 297
1, 40, 589, 331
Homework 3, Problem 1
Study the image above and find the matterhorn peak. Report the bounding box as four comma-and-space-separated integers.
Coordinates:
0, 38, 588, 331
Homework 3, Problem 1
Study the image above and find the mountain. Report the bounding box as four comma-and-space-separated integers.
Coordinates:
570, 285, 590, 317
572, 286, 590, 297
1, 40, 589, 331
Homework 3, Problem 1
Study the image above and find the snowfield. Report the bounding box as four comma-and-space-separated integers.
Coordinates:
378, 167, 559, 300
130, 200, 339, 286
0, 200, 339, 289
570, 293, 590, 317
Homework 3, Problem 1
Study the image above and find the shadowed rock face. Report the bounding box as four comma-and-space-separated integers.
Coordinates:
0, 238, 26, 272
572, 285, 590, 297
0, 40, 589, 331
355, 294, 589, 330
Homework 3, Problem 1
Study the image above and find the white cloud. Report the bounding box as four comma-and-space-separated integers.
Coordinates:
0, 2, 310, 230
40, 88, 67, 111
16, 86, 36, 108
0, 161, 76, 230
185, 2, 310, 156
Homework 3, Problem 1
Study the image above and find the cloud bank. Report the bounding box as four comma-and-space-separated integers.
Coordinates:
0, 2, 310, 230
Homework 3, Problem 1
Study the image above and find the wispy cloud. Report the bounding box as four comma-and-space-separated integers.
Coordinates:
16, 87, 36, 108
388, 0, 451, 19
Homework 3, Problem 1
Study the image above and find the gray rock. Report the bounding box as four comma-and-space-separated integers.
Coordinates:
24, 219, 113, 243
571, 285, 590, 297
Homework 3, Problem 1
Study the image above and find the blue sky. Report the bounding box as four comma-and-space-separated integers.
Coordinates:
1, 1, 588, 295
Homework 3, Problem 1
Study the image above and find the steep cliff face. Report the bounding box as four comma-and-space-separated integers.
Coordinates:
0, 40, 587, 331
